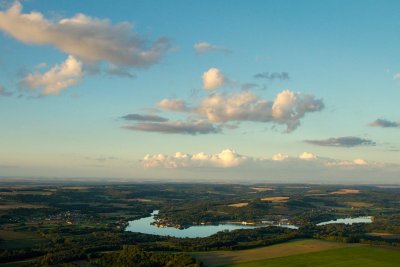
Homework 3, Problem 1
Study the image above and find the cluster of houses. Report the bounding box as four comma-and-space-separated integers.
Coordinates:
44, 210, 87, 225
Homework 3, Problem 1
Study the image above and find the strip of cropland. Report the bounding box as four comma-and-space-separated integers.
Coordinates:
221, 246, 400, 267
192, 239, 356, 267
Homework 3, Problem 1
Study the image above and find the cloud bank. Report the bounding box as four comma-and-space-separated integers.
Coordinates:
142, 149, 376, 172
143, 149, 247, 168
324, 158, 369, 167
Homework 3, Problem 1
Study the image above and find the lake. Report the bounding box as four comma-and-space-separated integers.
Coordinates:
317, 216, 373, 226
125, 210, 260, 238
125, 210, 297, 238
125, 211, 371, 238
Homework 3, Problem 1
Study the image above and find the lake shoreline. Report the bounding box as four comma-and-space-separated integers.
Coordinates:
125, 210, 373, 238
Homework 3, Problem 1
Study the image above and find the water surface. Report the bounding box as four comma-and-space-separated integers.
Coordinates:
125, 210, 298, 238
317, 216, 373, 226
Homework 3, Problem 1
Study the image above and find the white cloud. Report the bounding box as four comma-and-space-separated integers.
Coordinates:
353, 158, 367, 165
393, 73, 400, 80
273, 90, 325, 131
156, 99, 189, 112
142, 149, 247, 168
0, 2, 170, 67
196, 91, 268, 122
202, 68, 226, 90
272, 90, 297, 119
142, 149, 386, 180
157, 89, 323, 132
194, 42, 230, 54
194, 90, 324, 132
299, 152, 317, 160
272, 153, 289, 161
143, 153, 190, 169
211, 149, 247, 167
22, 55, 83, 95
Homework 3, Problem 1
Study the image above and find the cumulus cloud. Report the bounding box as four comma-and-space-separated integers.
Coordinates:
353, 158, 367, 165
254, 72, 290, 80
0, 85, 13, 96
194, 42, 231, 54
0, 2, 170, 67
142, 148, 382, 173
272, 90, 297, 119
123, 120, 221, 135
143, 149, 247, 168
195, 90, 324, 132
156, 99, 190, 112
157, 90, 323, 132
202, 68, 227, 90
272, 153, 289, 161
121, 114, 168, 122
299, 152, 317, 160
369, 119, 399, 128
140, 149, 395, 183
305, 136, 375, 147
21, 55, 83, 95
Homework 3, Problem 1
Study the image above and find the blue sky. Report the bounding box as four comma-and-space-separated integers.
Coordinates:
0, 0, 399, 183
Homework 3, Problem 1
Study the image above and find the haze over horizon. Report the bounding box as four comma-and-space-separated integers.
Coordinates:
0, 0, 399, 183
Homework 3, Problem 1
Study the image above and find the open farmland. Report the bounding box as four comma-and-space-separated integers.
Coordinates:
192, 239, 354, 267
222, 246, 400, 267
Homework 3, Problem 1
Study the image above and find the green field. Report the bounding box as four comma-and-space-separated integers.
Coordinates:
0, 229, 46, 249
222, 246, 400, 267
193, 239, 354, 267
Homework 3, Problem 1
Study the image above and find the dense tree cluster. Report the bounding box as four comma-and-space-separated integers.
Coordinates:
93, 245, 201, 267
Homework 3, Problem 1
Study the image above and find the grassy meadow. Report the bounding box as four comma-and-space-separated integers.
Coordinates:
192, 239, 354, 266
221, 246, 400, 267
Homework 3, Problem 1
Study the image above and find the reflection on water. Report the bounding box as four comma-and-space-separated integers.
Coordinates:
125, 210, 298, 238
317, 216, 373, 226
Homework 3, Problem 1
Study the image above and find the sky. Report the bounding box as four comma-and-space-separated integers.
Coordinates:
0, 0, 399, 183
